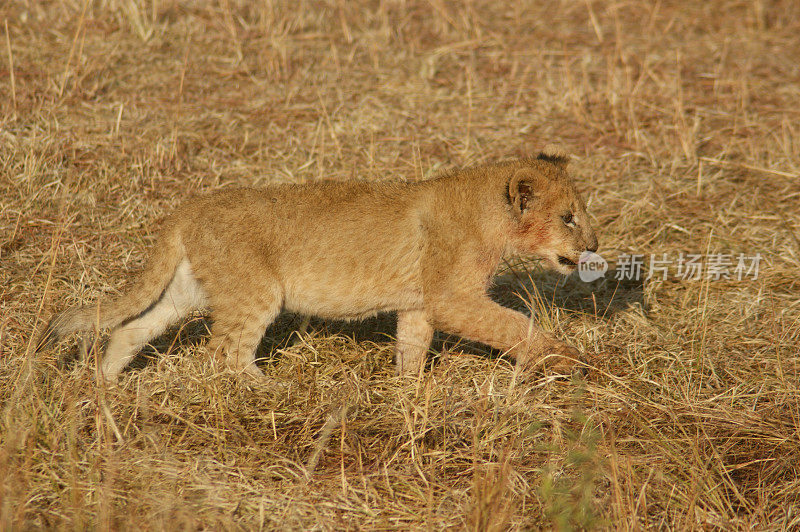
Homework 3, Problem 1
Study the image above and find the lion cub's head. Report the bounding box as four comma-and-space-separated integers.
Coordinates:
507, 146, 598, 275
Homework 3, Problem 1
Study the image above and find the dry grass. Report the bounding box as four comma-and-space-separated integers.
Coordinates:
2, 0, 800, 529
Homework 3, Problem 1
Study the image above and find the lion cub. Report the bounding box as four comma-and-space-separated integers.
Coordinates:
38, 146, 598, 381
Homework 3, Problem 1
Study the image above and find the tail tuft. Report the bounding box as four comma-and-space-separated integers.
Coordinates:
34, 308, 95, 352
35, 315, 60, 353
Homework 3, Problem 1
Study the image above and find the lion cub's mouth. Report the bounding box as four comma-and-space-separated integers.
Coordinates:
557, 256, 577, 267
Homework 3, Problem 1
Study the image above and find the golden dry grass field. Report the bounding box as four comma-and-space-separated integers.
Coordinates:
2, 0, 800, 529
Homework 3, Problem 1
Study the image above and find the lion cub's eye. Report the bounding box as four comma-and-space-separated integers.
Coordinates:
562, 213, 575, 226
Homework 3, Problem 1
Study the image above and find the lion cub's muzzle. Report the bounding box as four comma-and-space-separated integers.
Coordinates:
558, 234, 598, 270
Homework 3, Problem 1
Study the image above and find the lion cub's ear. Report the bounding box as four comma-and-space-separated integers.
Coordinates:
536, 144, 570, 168
508, 168, 545, 215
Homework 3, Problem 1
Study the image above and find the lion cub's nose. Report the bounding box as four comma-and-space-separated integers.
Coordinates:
586, 237, 598, 253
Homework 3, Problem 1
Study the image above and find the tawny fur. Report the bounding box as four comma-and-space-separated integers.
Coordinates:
37, 148, 598, 381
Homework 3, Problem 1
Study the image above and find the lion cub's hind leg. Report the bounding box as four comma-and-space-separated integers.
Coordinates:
206, 282, 283, 380
395, 310, 434, 377
101, 259, 206, 380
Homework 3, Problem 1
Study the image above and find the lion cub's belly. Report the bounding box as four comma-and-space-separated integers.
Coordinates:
280, 259, 423, 320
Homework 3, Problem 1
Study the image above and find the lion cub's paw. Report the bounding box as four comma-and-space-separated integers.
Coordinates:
240, 365, 290, 391
518, 341, 584, 376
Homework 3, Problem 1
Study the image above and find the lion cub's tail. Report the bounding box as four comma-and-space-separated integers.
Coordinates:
36, 223, 185, 351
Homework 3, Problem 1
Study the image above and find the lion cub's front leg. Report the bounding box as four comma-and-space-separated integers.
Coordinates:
425, 294, 580, 373
395, 310, 434, 376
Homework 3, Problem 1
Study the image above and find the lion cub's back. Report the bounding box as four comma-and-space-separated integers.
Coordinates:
176, 181, 430, 317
